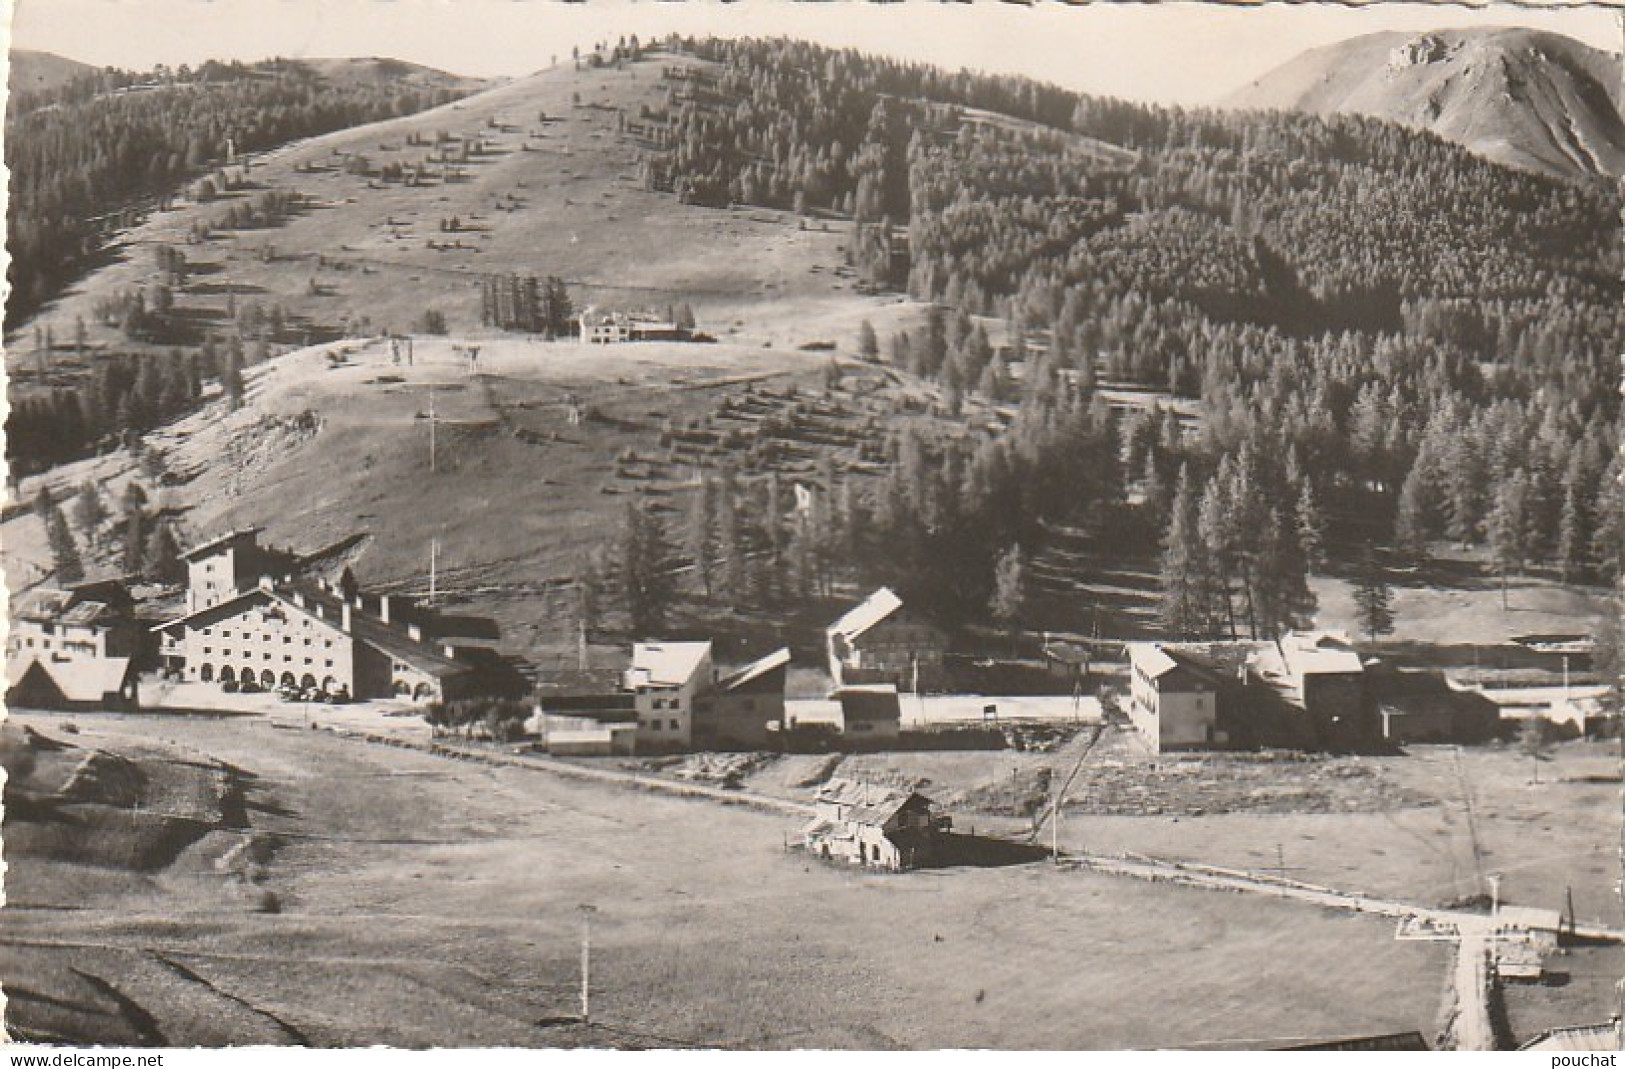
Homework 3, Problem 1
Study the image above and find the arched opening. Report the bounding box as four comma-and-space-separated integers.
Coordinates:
260, 669, 276, 688
220, 666, 236, 684
200, 663, 214, 682
413, 682, 434, 701
321, 675, 338, 693
301, 673, 317, 691
280, 672, 297, 688
392, 679, 412, 696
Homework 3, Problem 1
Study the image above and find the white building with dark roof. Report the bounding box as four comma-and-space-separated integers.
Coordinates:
626, 641, 714, 751
826, 587, 948, 692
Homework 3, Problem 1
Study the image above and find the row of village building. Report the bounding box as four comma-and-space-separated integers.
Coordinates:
7, 525, 1589, 755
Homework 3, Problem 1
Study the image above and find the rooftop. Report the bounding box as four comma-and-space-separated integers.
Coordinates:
816, 777, 934, 827
629, 641, 712, 688
828, 587, 903, 643
180, 527, 264, 561
1279, 631, 1364, 676
7, 654, 134, 703
718, 647, 791, 692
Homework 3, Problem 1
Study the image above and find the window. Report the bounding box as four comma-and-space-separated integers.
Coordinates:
325, 659, 333, 668
284, 655, 293, 663
204, 628, 214, 636
304, 657, 313, 665
203, 647, 212, 655
669, 719, 679, 731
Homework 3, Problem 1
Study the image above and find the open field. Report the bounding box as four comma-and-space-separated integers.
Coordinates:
1059, 736, 1623, 927
2, 712, 1453, 1049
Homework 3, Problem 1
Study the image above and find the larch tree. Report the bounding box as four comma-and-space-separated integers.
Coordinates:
1159, 465, 1210, 639
1295, 481, 1327, 574
687, 477, 718, 600
73, 481, 109, 537
1487, 469, 1532, 610
620, 496, 677, 637
143, 520, 185, 585
990, 544, 1027, 655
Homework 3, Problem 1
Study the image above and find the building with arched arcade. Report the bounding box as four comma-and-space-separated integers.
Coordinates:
155, 530, 479, 703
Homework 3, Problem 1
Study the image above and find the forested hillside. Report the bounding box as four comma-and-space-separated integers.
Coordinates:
4, 55, 482, 324
6, 36, 1618, 648
649, 37, 1621, 635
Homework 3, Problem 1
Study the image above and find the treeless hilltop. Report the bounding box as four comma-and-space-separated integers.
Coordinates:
1224, 27, 1625, 180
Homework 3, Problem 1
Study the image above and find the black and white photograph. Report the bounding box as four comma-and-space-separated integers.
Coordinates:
2, 0, 1622, 1053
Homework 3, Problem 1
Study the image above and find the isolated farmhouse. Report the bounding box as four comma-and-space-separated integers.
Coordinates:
802, 777, 949, 870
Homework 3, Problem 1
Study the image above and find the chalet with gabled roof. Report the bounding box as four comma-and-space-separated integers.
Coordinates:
802, 777, 949, 870
826, 587, 948, 692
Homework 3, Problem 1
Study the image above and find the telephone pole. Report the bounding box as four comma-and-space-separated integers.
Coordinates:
427, 386, 437, 473
579, 904, 597, 1026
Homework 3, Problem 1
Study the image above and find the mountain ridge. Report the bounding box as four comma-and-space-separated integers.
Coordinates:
1223, 26, 1625, 180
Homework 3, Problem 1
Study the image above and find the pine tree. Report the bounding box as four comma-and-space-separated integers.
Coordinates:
1352, 547, 1396, 644
1197, 475, 1237, 638
1295, 481, 1326, 574
45, 504, 84, 585
122, 505, 148, 577
687, 478, 718, 600
33, 484, 55, 526
761, 474, 787, 606
621, 495, 676, 636
143, 520, 185, 585
73, 480, 109, 535
221, 348, 245, 409
857, 319, 878, 361
1556, 478, 1589, 583
1488, 469, 1532, 610
1159, 465, 1209, 639
718, 471, 747, 608
1394, 458, 1436, 559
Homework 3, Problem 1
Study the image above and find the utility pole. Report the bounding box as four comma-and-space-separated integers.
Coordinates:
1051, 773, 1061, 864
428, 538, 439, 605
579, 904, 597, 1026
428, 385, 437, 473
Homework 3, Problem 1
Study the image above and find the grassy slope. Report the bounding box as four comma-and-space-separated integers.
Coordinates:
12, 50, 884, 370
4, 48, 937, 659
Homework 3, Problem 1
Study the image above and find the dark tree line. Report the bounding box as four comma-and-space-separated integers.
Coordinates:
6, 335, 253, 477
479, 274, 575, 336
